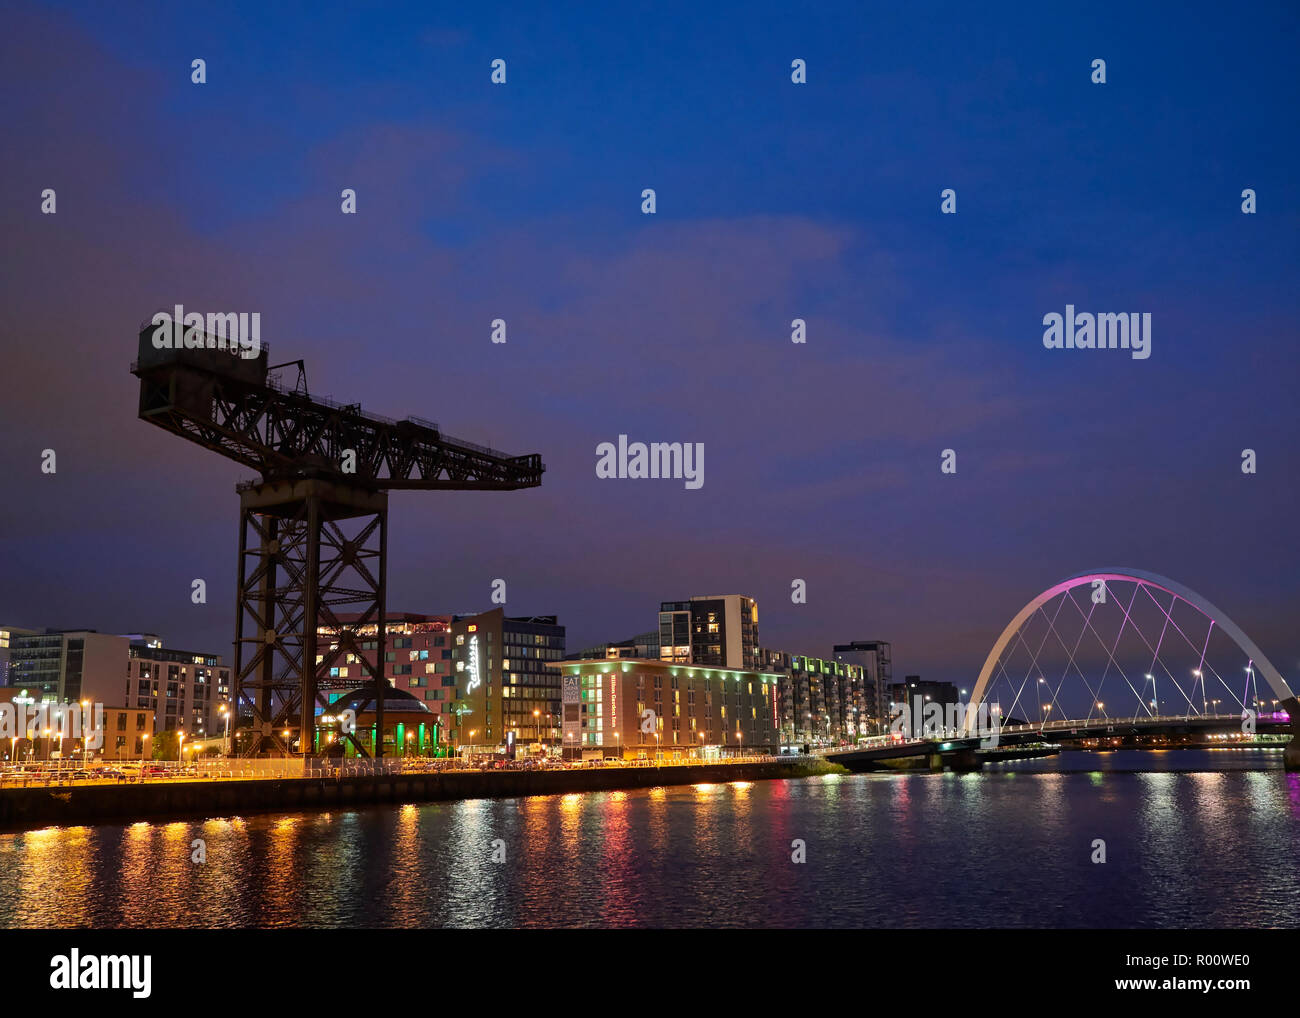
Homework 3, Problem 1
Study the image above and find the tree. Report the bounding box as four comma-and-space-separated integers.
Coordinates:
447, 700, 473, 749
151, 730, 181, 760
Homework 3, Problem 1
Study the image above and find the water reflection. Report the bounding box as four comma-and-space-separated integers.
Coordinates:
0, 750, 1295, 929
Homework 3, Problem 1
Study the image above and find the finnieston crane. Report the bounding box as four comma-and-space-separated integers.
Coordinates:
131, 316, 543, 758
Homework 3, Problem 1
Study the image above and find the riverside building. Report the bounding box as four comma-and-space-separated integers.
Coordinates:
124, 636, 230, 737
1, 627, 230, 739
316, 612, 456, 728
316, 610, 565, 754
658, 595, 760, 670
449, 608, 566, 753
560, 658, 779, 759
833, 640, 893, 737
761, 650, 868, 747
569, 631, 660, 661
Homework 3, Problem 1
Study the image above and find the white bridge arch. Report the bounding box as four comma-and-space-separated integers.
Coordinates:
961, 568, 1297, 735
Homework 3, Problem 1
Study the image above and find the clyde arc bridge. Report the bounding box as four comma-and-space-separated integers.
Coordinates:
827, 569, 1299, 772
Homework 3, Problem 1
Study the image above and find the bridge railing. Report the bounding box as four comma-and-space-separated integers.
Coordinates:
817, 712, 1269, 752
995, 712, 1249, 736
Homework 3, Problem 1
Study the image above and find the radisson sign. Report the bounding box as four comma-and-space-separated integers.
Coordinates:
467, 635, 482, 694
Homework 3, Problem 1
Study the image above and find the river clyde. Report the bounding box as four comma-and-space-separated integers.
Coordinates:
1, 749, 1296, 929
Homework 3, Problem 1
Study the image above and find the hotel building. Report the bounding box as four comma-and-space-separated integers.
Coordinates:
316, 612, 456, 727
560, 658, 780, 759
449, 608, 566, 752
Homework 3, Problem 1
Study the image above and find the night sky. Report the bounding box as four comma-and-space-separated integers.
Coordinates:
2, 1, 1297, 689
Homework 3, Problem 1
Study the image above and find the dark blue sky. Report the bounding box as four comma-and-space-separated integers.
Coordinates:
2, 1, 1297, 687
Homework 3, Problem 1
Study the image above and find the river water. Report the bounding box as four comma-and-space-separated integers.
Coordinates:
1, 749, 1296, 928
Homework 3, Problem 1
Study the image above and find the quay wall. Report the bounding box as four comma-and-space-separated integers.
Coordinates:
0, 758, 843, 832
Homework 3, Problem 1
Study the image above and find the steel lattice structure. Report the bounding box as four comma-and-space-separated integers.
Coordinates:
132, 323, 543, 757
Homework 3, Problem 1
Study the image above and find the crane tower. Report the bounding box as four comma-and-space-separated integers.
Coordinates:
131, 317, 543, 757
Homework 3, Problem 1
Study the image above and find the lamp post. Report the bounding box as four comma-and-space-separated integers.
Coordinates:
80, 699, 91, 766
